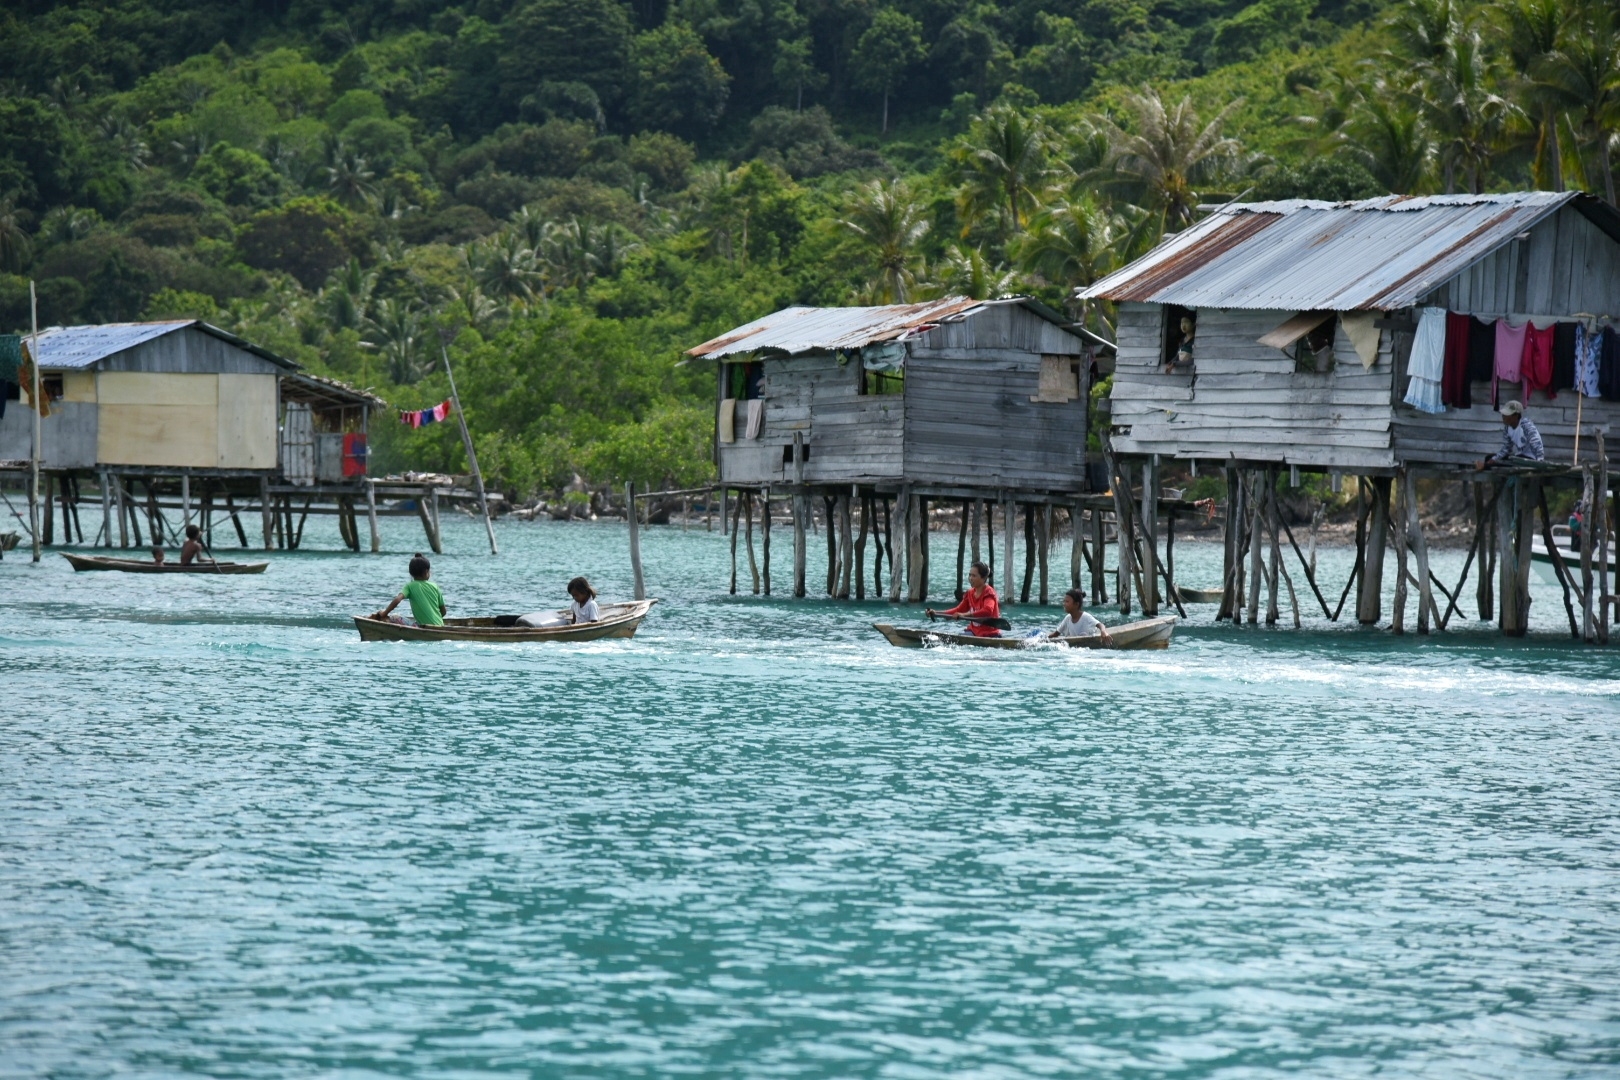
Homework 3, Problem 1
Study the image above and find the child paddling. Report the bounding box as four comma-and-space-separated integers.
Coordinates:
373, 553, 446, 626
1050, 588, 1111, 644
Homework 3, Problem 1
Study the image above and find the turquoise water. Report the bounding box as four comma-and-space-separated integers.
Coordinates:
4, 516, 1620, 1078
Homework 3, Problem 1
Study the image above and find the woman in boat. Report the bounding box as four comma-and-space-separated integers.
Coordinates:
179, 524, 210, 566
1050, 589, 1112, 644
928, 561, 1002, 637
567, 577, 600, 624
372, 553, 446, 626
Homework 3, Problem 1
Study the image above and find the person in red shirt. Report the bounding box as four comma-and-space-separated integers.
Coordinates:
928, 561, 1002, 636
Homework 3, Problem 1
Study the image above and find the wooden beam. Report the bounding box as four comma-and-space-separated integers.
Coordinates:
1359, 477, 1391, 625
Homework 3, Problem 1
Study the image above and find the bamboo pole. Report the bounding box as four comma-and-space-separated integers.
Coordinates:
440, 341, 497, 555
29, 281, 40, 562
627, 481, 646, 601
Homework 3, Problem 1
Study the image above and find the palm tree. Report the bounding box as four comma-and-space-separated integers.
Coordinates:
1014, 196, 1120, 289
362, 299, 427, 384
951, 106, 1053, 240
928, 244, 1020, 301
1495, 0, 1570, 190
1344, 87, 1436, 194
0, 193, 32, 272
326, 144, 378, 209
1089, 86, 1242, 234
838, 178, 930, 305
469, 232, 545, 304
318, 258, 377, 331
1540, 8, 1620, 204
1417, 24, 1518, 193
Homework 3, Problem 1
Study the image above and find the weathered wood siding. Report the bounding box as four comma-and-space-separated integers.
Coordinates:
717, 351, 905, 486
1110, 303, 1398, 469
97, 326, 286, 376
0, 402, 98, 468
1429, 204, 1620, 317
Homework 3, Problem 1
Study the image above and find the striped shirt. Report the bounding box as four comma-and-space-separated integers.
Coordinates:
1491, 417, 1544, 462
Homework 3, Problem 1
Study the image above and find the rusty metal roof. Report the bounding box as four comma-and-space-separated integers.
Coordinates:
1078, 192, 1619, 311
688, 297, 1062, 359
27, 320, 298, 371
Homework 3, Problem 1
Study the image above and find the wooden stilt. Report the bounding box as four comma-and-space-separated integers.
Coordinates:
1001, 494, 1016, 607
1535, 483, 1581, 638
1069, 504, 1083, 591
824, 495, 838, 596
971, 499, 983, 567
1359, 477, 1391, 625
365, 480, 380, 552
225, 491, 248, 548
41, 473, 53, 546
1581, 466, 1597, 642
114, 476, 129, 548
986, 499, 995, 578
729, 490, 741, 595
746, 491, 761, 595
1475, 482, 1493, 620
1038, 503, 1051, 605
1164, 509, 1176, 610
1141, 458, 1160, 615
793, 437, 807, 599
915, 495, 930, 603
201, 488, 214, 549
875, 495, 888, 598
259, 477, 273, 550
1108, 462, 1135, 616
1598, 433, 1610, 644
627, 481, 646, 601
1277, 514, 1333, 619
762, 488, 773, 597
181, 473, 191, 528
721, 487, 729, 538
955, 499, 968, 600
853, 493, 866, 601
1217, 467, 1239, 621
1497, 478, 1533, 636
1090, 504, 1106, 605
1021, 503, 1035, 603
1265, 471, 1281, 626
99, 471, 112, 548
1390, 474, 1409, 634
890, 487, 909, 603
836, 492, 852, 599
1404, 473, 1436, 634
1246, 471, 1265, 625
293, 496, 312, 549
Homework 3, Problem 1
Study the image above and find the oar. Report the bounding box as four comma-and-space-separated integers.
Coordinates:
927, 611, 1013, 631
198, 531, 224, 573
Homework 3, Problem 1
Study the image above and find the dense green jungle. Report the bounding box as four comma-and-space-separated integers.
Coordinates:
1, 0, 1615, 497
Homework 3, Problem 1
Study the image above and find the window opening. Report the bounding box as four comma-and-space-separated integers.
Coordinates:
1162, 306, 1195, 372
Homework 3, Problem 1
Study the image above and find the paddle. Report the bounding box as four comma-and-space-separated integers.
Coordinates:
926, 610, 1013, 631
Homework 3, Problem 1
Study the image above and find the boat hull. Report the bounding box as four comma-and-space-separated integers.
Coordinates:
353, 600, 658, 642
872, 615, 1176, 651
62, 553, 268, 574
1175, 587, 1224, 604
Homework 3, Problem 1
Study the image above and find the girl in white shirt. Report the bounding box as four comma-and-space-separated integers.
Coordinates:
1051, 589, 1111, 644
567, 576, 601, 623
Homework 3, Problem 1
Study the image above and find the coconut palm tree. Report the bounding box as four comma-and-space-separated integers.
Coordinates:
326, 144, 377, 209
838, 178, 931, 305
362, 299, 427, 384
469, 232, 544, 304
1014, 195, 1120, 290
1495, 0, 1571, 190
1417, 24, 1519, 193
1540, 7, 1620, 204
1344, 87, 1436, 194
1089, 86, 1242, 235
0, 193, 32, 273
928, 244, 1021, 300
318, 258, 377, 331
950, 106, 1054, 240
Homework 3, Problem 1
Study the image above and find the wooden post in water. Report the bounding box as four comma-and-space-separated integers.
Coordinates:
1107, 460, 1134, 616
1474, 481, 1493, 620
1021, 503, 1036, 603
971, 499, 983, 567
114, 476, 129, 548
28, 282, 40, 562
890, 486, 909, 603
1581, 465, 1597, 643
1265, 471, 1282, 626
729, 489, 741, 595
823, 495, 837, 596
874, 496, 887, 598
1359, 477, 1391, 625
1038, 503, 1052, 605
98, 471, 112, 548
853, 493, 866, 601
762, 488, 772, 596
1001, 494, 1016, 608
1070, 503, 1083, 591
721, 487, 729, 538
1090, 504, 1106, 605
955, 499, 968, 600
792, 433, 807, 599
438, 341, 496, 555
1498, 477, 1534, 636
746, 491, 761, 595
837, 492, 853, 599
1245, 472, 1264, 625
1597, 433, 1610, 644
1218, 467, 1239, 621
1405, 475, 1436, 634
1141, 458, 1160, 615
626, 481, 646, 601
365, 480, 381, 552
181, 473, 191, 528
1390, 473, 1409, 634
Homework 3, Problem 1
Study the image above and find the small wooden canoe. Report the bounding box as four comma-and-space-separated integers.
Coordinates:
353, 599, 658, 642
62, 553, 269, 574
1176, 586, 1225, 604
0, 532, 19, 552
872, 614, 1176, 651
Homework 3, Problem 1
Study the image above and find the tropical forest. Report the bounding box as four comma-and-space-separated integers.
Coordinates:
2, 0, 1617, 497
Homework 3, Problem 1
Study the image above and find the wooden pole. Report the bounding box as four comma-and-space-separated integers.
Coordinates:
955, 499, 969, 600
439, 341, 497, 555
182, 473, 191, 528
823, 494, 837, 596
1474, 481, 1493, 620
1598, 433, 1610, 644
1070, 503, 1083, 591
874, 496, 887, 598
1359, 477, 1391, 625
1581, 465, 1597, 643
1404, 473, 1436, 634
747, 491, 762, 595
627, 481, 646, 601
1001, 494, 1016, 608
1497, 478, 1521, 635
1246, 471, 1265, 625
1390, 473, 1409, 634
115, 476, 129, 548
1141, 458, 1160, 615
762, 488, 772, 596
792, 434, 807, 599
1535, 482, 1581, 638
1265, 471, 1281, 626
225, 491, 248, 548
721, 487, 729, 538
890, 486, 909, 603
1090, 504, 1106, 605
836, 492, 852, 599
99, 471, 112, 548
853, 493, 866, 601
41, 473, 53, 547
914, 495, 929, 603
1164, 508, 1176, 611
971, 499, 982, 567
730, 489, 742, 595
365, 479, 381, 552
1038, 503, 1052, 605
260, 477, 273, 549
1107, 462, 1135, 616
1021, 503, 1036, 603
29, 280, 40, 562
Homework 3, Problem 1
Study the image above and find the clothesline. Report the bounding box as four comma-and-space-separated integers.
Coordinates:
1403, 306, 1620, 416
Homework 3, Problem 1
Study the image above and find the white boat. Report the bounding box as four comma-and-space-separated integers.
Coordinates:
1531, 525, 1611, 584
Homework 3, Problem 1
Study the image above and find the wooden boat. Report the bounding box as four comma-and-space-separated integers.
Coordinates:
353, 599, 658, 642
872, 614, 1176, 651
62, 552, 269, 574
1175, 586, 1225, 604
0, 531, 18, 552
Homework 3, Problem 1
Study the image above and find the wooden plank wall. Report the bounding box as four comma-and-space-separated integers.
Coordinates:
99, 327, 286, 376
1110, 302, 1398, 469
0, 401, 98, 468
1397, 203, 1620, 467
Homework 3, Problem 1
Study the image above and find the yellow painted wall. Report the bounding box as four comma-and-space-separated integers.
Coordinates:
97, 373, 218, 467
61, 372, 96, 402
216, 374, 277, 468
97, 372, 217, 406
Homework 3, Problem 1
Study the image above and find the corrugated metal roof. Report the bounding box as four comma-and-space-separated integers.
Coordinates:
1077, 192, 1609, 311
26, 320, 299, 371
688, 297, 1028, 358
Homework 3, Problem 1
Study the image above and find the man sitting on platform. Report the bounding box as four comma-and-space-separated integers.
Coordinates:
1476, 400, 1544, 470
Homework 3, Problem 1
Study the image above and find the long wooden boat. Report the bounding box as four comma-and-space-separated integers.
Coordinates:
353, 599, 658, 642
0, 531, 18, 552
62, 552, 269, 574
1175, 586, 1225, 604
872, 614, 1176, 651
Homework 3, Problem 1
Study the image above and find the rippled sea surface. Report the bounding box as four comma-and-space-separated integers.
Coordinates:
4, 514, 1620, 1078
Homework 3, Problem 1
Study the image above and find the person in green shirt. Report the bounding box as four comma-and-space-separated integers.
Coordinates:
373, 553, 446, 626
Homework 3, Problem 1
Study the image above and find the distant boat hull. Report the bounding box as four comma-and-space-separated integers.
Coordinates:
353, 600, 657, 642
1175, 586, 1224, 604
872, 615, 1176, 651
1530, 531, 1611, 584
63, 553, 268, 574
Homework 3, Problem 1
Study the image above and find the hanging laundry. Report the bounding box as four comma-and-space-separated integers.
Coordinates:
1467, 317, 1495, 384
398, 399, 452, 428
1576, 323, 1602, 397
341, 432, 368, 477
1441, 311, 1472, 407
1521, 323, 1555, 399
1403, 307, 1446, 413
1601, 327, 1620, 402
1552, 322, 1577, 392
0, 334, 21, 383
1494, 320, 1528, 408
1340, 312, 1380, 368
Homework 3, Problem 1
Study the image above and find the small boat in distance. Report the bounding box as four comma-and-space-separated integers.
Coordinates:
353, 599, 658, 642
1531, 525, 1611, 584
63, 553, 269, 574
1175, 586, 1225, 604
872, 615, 1176, 651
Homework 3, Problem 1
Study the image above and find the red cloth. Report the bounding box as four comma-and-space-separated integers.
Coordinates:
942, 584, 1002, 637
1442, 311, 1472, 408
342, 432, 368, 477
1522, 324, 1556, 399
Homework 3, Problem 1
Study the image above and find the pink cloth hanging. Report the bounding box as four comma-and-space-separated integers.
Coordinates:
1494, 320, 1527, 408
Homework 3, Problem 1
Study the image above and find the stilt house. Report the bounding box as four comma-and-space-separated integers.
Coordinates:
1077, 192, 1620, 639
1079, 191, 1620, 470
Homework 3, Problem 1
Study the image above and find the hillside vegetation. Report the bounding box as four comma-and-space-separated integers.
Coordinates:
1, 0, 1615, 496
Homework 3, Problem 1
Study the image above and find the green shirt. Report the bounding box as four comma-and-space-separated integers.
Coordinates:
402, 579, 445, 625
